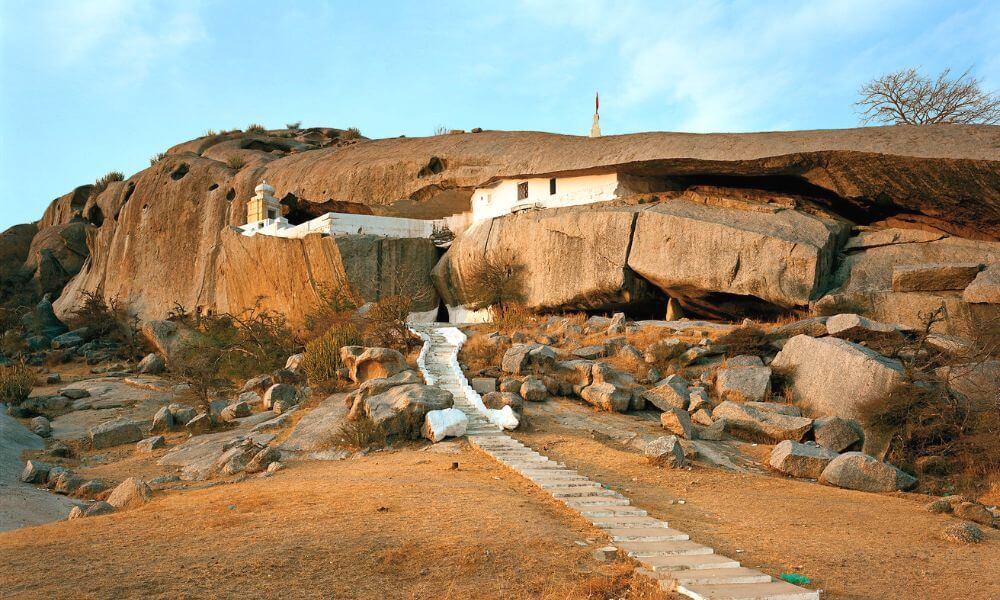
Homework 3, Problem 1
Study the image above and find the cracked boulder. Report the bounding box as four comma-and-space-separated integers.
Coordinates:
432, 206, 654, 316
628, 199, 849, 312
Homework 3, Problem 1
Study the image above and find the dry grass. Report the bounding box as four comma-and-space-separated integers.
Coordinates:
513, 407, 1000, 600
327, 416, 388, 450
0, 448, 669, 599
0, 362, 34, 404
459, 334, 507, 373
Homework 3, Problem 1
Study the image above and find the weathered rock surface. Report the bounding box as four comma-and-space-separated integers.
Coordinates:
137, 353, 166, 375
279, 394, 350, 454
660, 407, 694, 439
771, 335, 905, 420
433, 206, 654, 315
768, 440, 838, 478
21, 221, 93, 297
88, 419, 144, 449
628, 199, 849, 311
106, 477, 152, 510
963, 263, 1000, 304
941, 522, 984, 544
713, 400, 813, 441
642, 375, 690, 411
715, 365, 772, 403
819, 452, 917, 492
359, 384, 454, 439
501, 344, 557, 375
813, 416, 862, 452
345, 347, 409, 383
644, 435, 685, 468
891, 263, 983, 292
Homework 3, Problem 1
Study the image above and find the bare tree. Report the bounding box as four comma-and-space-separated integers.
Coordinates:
856, 67, 1000, 125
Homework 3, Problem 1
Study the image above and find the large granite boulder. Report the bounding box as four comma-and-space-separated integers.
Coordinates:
642, 374, 690, 411
715, 365, 772, 403
21, 221, 93, 296
771, 335, 904, 420
501, 344, 557, 375
819, 452, 917, 492
627, 199, 849, 311
963, 263, 1000, 304
579, 363, 641, 412
347, 347, 408, 384
107, 477, 153, 510
359, 384, 454, 439
432, 206, 654, 315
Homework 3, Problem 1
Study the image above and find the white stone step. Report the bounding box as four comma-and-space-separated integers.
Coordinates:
608, 527, 689, 542
619, 540, 714, 558
666, 569, 772, 589
564, 495, 630, 507
578, 505, 648, 518
641, 554, 741, 573
677, 580, 818, 600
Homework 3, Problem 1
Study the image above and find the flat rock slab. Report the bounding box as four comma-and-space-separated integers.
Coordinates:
619, 540, 714, 557
643, 553, 741, 572
608, 527, 689, 542
278, 393, 349, 453
158, 412, 276, 481
669, 568, 772, 587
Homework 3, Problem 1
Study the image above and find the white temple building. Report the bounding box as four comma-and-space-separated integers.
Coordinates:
470, 169, 666, 222
239, 181, 447, 240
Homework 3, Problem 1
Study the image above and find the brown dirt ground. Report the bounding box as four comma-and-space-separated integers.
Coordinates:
1, 444, 668, 600
513, 406, 1000, 600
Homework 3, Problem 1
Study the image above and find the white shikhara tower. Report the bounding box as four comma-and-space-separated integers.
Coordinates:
589, 92, 602, 138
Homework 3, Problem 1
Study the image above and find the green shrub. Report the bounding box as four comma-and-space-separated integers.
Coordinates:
303, 323, 363, 392
92, 171, 125, 197
340, 127, 362, 140
286, 121, 301, 130
0, 362, 34, 405
302, 284, 361, 342
226, 156, 246, 170
68, 292, 146, 359
204, 129, 218, 137
149, 152, 166, 166
246, 123, 266, 133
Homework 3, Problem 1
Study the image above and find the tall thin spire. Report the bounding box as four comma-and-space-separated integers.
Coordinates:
590, 91, 602, 138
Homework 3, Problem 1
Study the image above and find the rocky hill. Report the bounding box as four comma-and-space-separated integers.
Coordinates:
2, 124, 999, 332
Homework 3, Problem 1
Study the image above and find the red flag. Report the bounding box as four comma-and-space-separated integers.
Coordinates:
595, 92, 600, 114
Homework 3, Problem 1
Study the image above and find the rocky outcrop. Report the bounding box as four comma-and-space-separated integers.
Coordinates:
819, 452, 917, 492
22, 221, 93, 297
0, 223, 38, 273
359, 384, 454, 439
17, 124, 998, 328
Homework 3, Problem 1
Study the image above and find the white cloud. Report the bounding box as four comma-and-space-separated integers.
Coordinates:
35, 0, 207, 82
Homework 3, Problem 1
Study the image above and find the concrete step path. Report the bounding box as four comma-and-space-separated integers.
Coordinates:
409, 323, 819, 600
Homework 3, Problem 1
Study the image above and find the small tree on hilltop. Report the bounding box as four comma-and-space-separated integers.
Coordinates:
856, 67, 1000, 125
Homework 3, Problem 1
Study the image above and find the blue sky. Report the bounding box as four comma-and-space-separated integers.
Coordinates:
1, 0, 998, 230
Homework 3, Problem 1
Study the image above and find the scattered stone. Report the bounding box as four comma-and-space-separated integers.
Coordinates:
687, 386, 711, 413
645, 367, 663, 383
727, 355, 764, 367
53, 471, 84, 495
185, 413, 213, 434
501, 344, 556, 375
925, 500, 953, 514
137, 353, 166, 375
482, 392, 524, 413
266, 461, 284, 474
644, 435, 685, 468
743, 401, 802, 417
272, 399, 293, 414
499, 377, 521, 393
30, 416, 51, 437
150, 406, 174, 433
825, 313, 903, 345
89, 419, 144, 449
768, 440, 838, 478
220, 401, 252, 422
607, 312, 626, 334
107, 477, 152, 510
716, 365, 772, 403
713, 401, 813, 442
617, 344, 643, 362
953, 502, 997, 528
20, 460, 52, 484
471, 377, 497, 394
691, 408, 714, 427
698, 418, 725, 440
84, 501, 115, 517
891, 263, 982, 292
149, 474, 181, 487
592, 546, 619, 562
51, 330, 85, 349
45, 373, 62, 384
580, 363, 638, 412
642, 374, 690, 411
941, 522, 984, 544
520, 377, 548, 402
245, 445, 281, 474
46, 440, 72, 458
361, 384, 455, 439
643, 338, 689, 363
813, 416, 863, 452
74, 480, 108, 497
67, 506, 84, 520
819, 452, 917, 492
262, 383, 298, 409
660, 407, 694, 439
242, 374, 274, 394
59, 388, 90, 400
170, 404, 197, 426
136, 435, 166, 452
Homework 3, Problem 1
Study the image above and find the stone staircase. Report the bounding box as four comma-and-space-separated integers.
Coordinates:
410, 324, 819, 600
